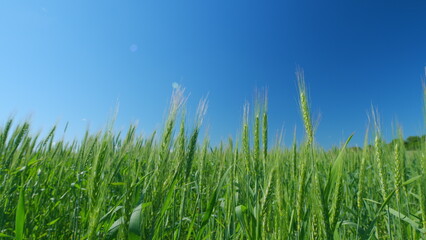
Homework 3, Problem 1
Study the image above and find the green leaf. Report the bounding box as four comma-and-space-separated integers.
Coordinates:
0, 233, 14, 238
388, 207, 425, 234
100, 206, 123, 223
194, 168, 231, 239
110, 182, 126, 186
200, 168, 231, 226
107, 202, 152, 238
129, 202, 152, 234
364, 174, 421, 238
15, 186, 25, 240
325, 134, 353, 200
402, 175, 421, 186
153, 179, 179, 239
47, 217, 61, 226
235, 205, 249, 238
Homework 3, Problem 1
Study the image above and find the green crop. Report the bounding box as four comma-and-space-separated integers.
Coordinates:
1, 75, 426, 239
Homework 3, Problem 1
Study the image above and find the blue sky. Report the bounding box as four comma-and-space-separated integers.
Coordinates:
0, 1, 425, 148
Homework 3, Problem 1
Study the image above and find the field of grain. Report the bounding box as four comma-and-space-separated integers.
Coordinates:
1, 75, 425, 239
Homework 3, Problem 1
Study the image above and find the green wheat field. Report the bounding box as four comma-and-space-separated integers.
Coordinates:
1, 75, 426, 239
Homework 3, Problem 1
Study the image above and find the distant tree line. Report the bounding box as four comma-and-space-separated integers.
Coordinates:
347, 135, 426, 151
399, 135, 426, 150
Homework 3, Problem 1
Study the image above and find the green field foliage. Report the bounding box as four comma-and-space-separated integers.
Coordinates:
1, 75, 426, 239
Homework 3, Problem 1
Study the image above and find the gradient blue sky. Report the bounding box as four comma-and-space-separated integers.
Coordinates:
1, 1, 426, 148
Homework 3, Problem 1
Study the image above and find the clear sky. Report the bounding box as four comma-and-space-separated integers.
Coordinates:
1, 1, 426, 148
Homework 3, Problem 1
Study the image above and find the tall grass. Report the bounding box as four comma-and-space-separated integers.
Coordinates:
1, 73, 426, 239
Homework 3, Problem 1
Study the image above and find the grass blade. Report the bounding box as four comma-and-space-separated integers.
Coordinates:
15, 186, 25, 240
